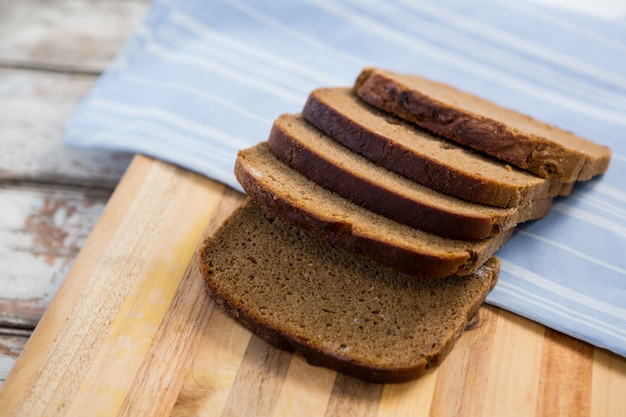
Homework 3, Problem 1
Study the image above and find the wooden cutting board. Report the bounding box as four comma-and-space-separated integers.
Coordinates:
1, 155, 625, 417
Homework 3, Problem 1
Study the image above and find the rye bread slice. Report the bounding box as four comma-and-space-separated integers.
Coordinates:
268, 113, 552, 240
303, 87, 571, 208
235, 142, 513, 278
199, 200, 501, 383
353, 67, 612, 182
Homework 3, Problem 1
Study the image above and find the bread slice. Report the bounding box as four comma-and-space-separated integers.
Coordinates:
268, 113, 552, 240
199, 200, 501, 383
353, 67, 612, 182
235, 142, 513, 278
303, 87, 571, 208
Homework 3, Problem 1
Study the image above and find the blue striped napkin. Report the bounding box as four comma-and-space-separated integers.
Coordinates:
64, 0, 626, 357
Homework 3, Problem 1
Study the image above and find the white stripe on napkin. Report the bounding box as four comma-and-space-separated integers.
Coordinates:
88, 99, 251, 149
63, 0, 626, 358
144, 43, 304, 104
491, 280, 626, 343
397, 0, 626, 89
518, 231, 626, 275
306, 0, 626, 124
170, 12, 345, 86
552, 203, 626, 238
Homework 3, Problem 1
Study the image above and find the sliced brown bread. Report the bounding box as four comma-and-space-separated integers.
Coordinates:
268, 113, 552, 240
235, 142, 514, 278
303, 87, 572, 208
353, 67, 612, 182
199, 199, 501, 383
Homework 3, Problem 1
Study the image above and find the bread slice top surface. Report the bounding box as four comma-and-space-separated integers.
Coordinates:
268, 113, 552, 240
199, 200, 500, 383
235, 141, 513, 277
353, 67, 611, 182
303, 87, 568, 208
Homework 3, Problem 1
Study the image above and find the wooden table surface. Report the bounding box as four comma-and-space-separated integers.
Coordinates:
0, 0, 147, 385
1, 2, 626, 416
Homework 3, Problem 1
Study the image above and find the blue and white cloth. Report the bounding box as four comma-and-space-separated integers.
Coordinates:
64, 0, 626, 357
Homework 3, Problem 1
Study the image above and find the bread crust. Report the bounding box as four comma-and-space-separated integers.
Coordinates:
268, 114, 553, 240
235, 143, 513, 278
353, 68, 611, 182
303, 87, 570, 208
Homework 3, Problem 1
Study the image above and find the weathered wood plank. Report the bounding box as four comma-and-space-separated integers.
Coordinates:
0, 0, 146, 186
0, 156, 237, 416
0, 67, 133, 187
0, 0, 149, 73
2, 156, 626, 416
0, 0, 151, 390
0, 155, 154, 400
0, 184, 111, 329
0, 328, 30, 389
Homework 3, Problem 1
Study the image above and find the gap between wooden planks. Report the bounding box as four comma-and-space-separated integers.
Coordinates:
1, 155, 625, 417
0, 0, 149, 74
0, 0, 150, 381
0, 66, 133, 383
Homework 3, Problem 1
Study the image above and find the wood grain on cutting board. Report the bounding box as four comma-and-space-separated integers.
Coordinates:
1, 155, 625, 417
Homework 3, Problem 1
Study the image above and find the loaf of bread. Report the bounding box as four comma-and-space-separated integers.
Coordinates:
303, 87, 572, 208
353, 67, 612, 182
199, 200, 501, 383
235, 141, 513, 278
198, 67, 612, 384
268, 113, 553, 240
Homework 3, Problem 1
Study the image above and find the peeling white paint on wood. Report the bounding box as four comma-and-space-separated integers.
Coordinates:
0, 0, 149, 73
0, 0, 149, 385
0, 185, 111, 328
0, 67, 133, 187
0, 329, 30, 389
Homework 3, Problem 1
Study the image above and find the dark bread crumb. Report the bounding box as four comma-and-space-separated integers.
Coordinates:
235, 142, 513, 278
353, 68, 611, 182
199, 200, 500, 383
268, 113, 553, 240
